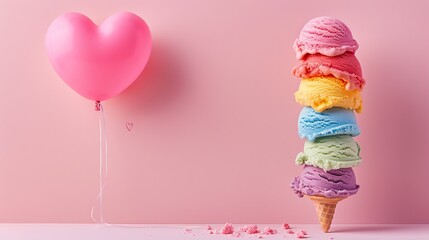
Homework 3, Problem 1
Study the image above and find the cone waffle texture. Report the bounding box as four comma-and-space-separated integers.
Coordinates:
308, 195, 346, 232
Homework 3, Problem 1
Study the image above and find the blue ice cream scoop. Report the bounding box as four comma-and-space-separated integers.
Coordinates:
298, 107, 360, 141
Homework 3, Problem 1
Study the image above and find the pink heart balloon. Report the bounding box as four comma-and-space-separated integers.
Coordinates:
46, 12, 152, 101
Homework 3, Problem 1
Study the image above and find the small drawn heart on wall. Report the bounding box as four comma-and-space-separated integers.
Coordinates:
126, 122, 134, 132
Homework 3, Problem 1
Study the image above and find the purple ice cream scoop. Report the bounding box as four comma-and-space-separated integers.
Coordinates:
291, 165, 359, 198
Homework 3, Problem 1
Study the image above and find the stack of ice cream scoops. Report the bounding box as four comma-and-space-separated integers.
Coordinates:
290, 17, 364, 232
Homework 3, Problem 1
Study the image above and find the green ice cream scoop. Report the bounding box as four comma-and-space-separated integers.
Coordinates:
296, 135, 361, 171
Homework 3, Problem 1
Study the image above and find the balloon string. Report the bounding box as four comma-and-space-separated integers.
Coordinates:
90, 102, 202, 229
91, 102, 108, 223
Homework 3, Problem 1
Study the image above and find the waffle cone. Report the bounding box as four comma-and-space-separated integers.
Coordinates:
307, 195, 347, 233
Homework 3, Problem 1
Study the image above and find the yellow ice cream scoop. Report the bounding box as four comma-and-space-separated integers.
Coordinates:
295, 76, 362, 113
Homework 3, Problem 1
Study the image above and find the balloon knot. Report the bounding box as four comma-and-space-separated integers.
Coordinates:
95, 101, 101, 111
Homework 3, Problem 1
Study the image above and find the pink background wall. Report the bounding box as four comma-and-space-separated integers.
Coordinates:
1, 0, 429, 224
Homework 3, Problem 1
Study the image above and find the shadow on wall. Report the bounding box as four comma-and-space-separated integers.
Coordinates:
361, 47, 429, 222
113, 38, 188, 115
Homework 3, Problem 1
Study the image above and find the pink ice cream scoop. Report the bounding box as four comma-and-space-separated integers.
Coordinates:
292, 52, 365, 91
293, 16, 358, 59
